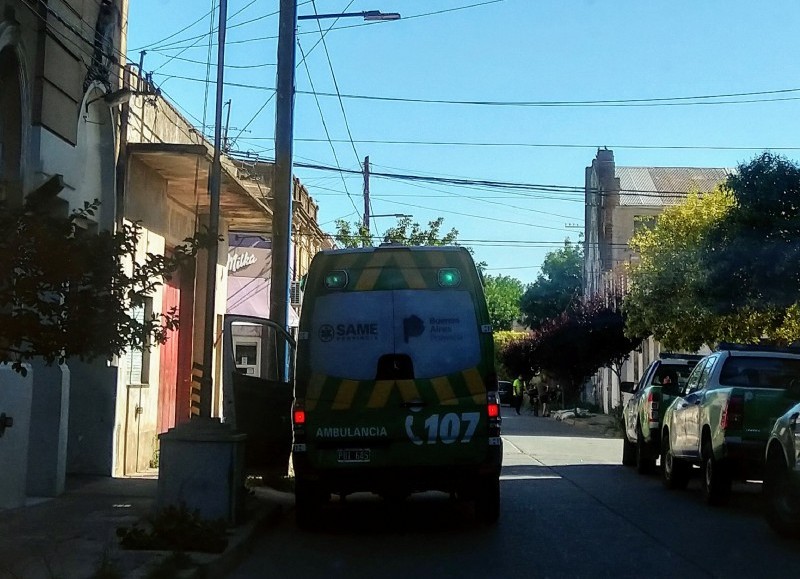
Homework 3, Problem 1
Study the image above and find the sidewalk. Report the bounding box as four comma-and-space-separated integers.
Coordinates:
0, 474, 293, 579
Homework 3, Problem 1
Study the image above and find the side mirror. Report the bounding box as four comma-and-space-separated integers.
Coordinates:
620, 381, 635, 394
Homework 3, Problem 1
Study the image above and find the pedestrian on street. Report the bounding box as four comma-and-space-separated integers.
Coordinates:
528, 384, 539, 416
512, 374, 524, 415
541, 384, 551, 417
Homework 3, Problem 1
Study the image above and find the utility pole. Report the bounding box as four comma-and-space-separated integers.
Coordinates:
200, 0, 228, 418
270, 0, 298, 379
362, 155, 370, 233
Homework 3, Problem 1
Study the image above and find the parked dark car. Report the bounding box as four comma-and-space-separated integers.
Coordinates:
497, 380, 512, 406
764, 401, 800, 537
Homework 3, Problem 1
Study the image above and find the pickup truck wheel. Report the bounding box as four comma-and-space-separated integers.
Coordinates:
636, 425, 656, 475
764, 452, 800, 537
661, 432, 690, 490
622, 438, 637, 467
475, 476, 500, 524
702, 438, 731, 506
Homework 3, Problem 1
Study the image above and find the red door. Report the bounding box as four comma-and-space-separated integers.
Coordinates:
157, 259, 196, 432
157, 275, 180, 434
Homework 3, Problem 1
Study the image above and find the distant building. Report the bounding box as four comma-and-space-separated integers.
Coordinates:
583, 149, 728, 412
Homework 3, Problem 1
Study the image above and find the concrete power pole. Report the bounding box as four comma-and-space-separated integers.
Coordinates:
270, 0, 297, 380
363, 155, 370, 234
199, 0, 228, 418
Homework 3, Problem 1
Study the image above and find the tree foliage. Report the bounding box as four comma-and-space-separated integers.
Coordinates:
625, 153, 800, 350
499, 297, 644, 402
334, 216, 458, 248
492, 330, 527, 380
624, 188, 740, 350
483, 274, 523, 331
0, 198, 207, 373
519, 241, 583, 329
700, 153, 800, 314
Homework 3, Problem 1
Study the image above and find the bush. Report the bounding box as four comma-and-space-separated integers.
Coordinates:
117, 503, 228, 553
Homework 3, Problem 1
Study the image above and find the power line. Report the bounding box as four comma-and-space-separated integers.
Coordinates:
301, 87, 800, 108
310, 0, 361, 165
146, 53, 276, 69
146, 71, 800, 108
251, 136, 800, 152
374, 197, 572, 232
229, 2, 357, 152
290, 160, 724, 199
297, 37, 361, 217
131, 5, 216, 51
227, 151, 721, 201
141, 1, 505, 53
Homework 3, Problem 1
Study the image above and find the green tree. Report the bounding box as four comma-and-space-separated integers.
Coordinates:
483, 274, 524, 331
624, 188, 741, 351
626, 154, 800, 351
701, 153, 800, 316
0, 198, 207, 373
333, 219, 372, 248
334, 216, 458, 248
519, 240, 583, 329
493, 330, 528, 380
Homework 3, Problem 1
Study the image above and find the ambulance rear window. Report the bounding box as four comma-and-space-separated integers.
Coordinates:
309, 289, 481, 380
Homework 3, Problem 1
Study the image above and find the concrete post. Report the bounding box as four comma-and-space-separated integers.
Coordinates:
26, 363, 70, 497
0, 364, 33, 509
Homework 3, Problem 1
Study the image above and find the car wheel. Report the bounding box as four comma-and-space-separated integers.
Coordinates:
622, 437, 637, 467
764, 450, 800, 537
636, 424, 656, 475
661, 431, 690, 490
702, 436, 731, 506
295, 480, 327, 529
475, 476, 500, 524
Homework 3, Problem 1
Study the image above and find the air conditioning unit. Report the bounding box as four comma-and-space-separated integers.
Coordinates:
290, 281, 303, 306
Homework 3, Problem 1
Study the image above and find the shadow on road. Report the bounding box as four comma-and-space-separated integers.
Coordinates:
300, 492, 488, 535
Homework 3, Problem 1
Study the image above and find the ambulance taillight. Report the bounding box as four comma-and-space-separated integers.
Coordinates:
293, 400, 306, 426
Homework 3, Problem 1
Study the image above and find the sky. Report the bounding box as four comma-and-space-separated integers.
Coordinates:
126, 0, 800, 285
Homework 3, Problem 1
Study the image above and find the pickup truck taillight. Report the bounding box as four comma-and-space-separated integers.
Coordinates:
646, 391, 660, 421
720, 394, 744, 431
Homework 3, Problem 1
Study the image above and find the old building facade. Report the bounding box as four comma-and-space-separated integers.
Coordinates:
0, 0, 330, 503
584, 149, 727, 412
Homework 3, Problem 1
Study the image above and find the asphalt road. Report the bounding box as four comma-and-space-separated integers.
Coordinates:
230, 411, 800, 579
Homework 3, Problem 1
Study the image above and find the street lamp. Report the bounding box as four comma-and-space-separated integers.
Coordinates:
298, 10, 401, 21
271, 4, 400, 352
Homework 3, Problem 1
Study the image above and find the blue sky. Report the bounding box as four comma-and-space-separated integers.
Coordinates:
127, 0, 800, 284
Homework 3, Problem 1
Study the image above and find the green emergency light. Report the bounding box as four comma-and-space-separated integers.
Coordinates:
438, 268, 461, 287
324, 270, 348, 289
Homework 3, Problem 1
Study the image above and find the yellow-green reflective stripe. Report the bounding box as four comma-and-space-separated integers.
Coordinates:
431, 376, 459, 405
394, 252, 428, 289
367, 380, 394, 408
396, 379, 421, 402
426, 250, 449, 269
306, 373, 326, 411
332, 380, 359, 410
462, 368, 485, 404
355, 251, 391, 290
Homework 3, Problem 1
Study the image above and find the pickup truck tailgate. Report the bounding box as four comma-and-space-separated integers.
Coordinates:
739, 388, 796, 438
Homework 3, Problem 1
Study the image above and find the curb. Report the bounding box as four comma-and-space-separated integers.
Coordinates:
186, 500, 288, 578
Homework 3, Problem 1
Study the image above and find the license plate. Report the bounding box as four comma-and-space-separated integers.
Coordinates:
337, 448, 371, 463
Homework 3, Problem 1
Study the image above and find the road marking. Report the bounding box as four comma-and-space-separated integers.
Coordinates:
500, 474, 561, 481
